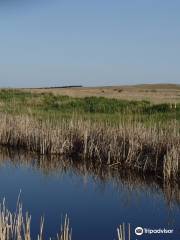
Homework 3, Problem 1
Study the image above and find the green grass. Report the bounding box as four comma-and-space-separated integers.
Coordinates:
0, 89, 179, 124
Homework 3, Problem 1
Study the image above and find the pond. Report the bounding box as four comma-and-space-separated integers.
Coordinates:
0, 149, 179, 240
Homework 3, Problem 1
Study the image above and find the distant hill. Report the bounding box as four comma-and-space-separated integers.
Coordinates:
18, 83, 179, 104
133, 83, 180, 90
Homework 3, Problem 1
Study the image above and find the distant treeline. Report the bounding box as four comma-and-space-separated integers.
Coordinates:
26, 85, 83, 89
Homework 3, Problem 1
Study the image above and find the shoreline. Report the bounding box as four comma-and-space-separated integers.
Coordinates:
0, 113, 179, 182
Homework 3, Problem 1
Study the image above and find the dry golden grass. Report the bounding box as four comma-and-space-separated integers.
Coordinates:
22, 84, 180, 104
0, 113, 179, 181
0, 199, 72, 240
117, 224, 131, 240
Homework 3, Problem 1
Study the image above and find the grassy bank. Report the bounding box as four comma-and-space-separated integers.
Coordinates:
0, 113, 179, 181
0, 89, 179, 181
0, 89, 179, 122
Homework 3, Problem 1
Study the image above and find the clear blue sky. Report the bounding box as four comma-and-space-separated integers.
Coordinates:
0, 0, 180, 87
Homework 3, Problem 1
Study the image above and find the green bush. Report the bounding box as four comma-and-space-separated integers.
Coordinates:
144, 103, 172, 114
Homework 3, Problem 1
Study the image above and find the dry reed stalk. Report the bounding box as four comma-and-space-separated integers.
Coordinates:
58, 215, 72, 240
117, 223, 131, 240
0, 199, 71, 240
0, 113, 179, 181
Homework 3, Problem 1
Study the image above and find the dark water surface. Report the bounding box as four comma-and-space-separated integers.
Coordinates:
0, 149, 179, 240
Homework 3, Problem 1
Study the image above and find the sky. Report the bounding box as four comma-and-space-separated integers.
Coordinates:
0, 0, 180, 87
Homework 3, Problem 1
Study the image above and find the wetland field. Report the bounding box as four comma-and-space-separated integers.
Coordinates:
0, 86, 179, 240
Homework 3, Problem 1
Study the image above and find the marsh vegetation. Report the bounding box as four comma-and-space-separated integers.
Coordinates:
0, 89, 179, 239
0, 199, 72, 240
0, 89, 179, 182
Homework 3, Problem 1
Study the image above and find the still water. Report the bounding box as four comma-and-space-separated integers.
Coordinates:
0, 149, 179, 240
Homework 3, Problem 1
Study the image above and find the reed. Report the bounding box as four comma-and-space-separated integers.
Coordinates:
117, 224, 131, 240
0, 113, 179, 181
58, 215, 72, 240
0, 198, 128, 240
0, 199, 71, 240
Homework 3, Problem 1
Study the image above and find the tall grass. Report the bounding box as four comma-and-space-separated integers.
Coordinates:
117, 224, 131, 240
0, 113, 179, 181
0, 200, 72, 240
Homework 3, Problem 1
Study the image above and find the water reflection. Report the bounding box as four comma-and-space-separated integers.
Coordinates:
0, 147, 180, 207
0, 148, 179, 240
